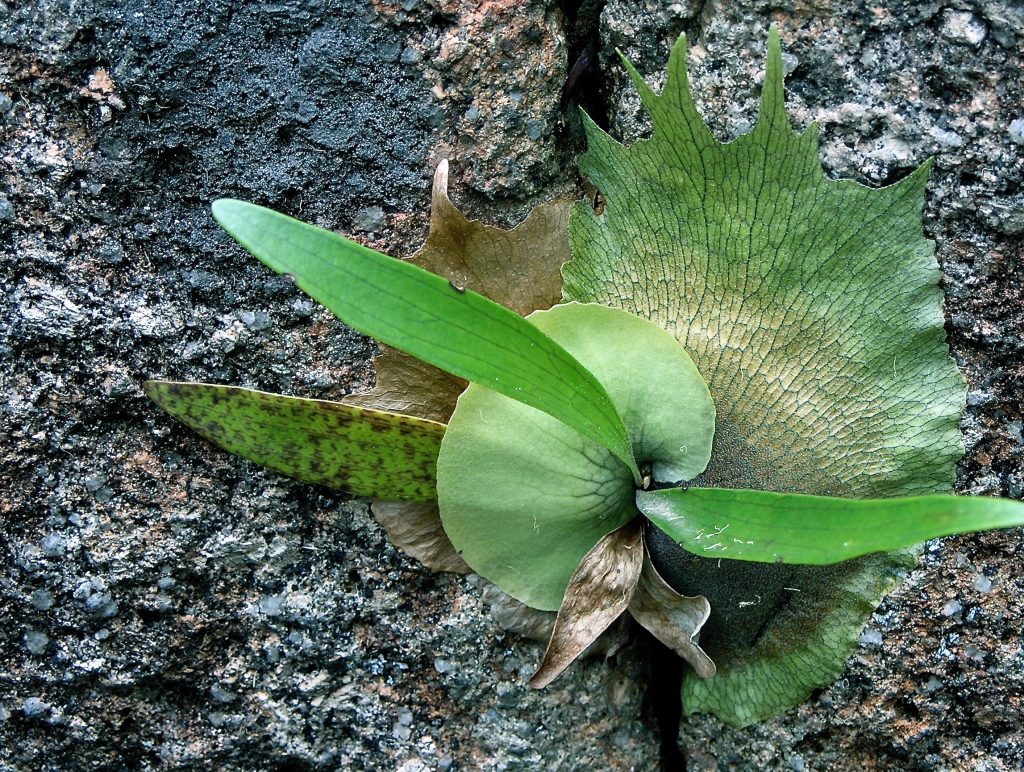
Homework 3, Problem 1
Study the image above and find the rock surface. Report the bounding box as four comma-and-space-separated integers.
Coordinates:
2, 0, 1021, 769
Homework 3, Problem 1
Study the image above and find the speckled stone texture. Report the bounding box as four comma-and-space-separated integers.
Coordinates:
2, 0, 1021, 769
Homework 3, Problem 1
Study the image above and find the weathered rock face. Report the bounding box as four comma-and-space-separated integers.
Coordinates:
2, 1, 653, 769
2, 1, 1021, 770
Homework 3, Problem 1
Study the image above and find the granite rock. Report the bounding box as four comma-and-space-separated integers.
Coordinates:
1, 1, 651, 769
3, 0, 1022, 769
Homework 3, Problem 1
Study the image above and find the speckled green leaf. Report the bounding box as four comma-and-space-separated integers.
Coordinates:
212, 199, 639, 480
144, 381, 444, 502
437, 302, 714, 611
563, 28, 967, 725
639, 487, 1024, 564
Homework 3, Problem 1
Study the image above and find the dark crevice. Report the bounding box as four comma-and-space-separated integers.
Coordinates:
558, 3, 689, 766
690, 0, 710, 43
749, 590, 795, 648
640, 627, 688, 771
558, 0, 610, 129
639, 518, 691, 769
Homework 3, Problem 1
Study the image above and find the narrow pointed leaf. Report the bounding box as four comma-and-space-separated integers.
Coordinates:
638, 487, 1024, 565
144, 381, 444, 502
345, 161, 571, 426
628, 551, 715, 678
346, 163, 575, 578
530, 522, 643, 689
211, 199, 638, 480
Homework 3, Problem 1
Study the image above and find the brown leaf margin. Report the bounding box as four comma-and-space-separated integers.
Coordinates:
371, 501, 471, 574
629, 546, 716, 679
344, 346, 466, 425
481, 583, 556, 643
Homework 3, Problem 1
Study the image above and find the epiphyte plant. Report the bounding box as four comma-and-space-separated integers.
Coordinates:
146, 28, 1024, 727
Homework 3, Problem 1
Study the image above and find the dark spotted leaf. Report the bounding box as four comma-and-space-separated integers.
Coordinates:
144, 381, 443, 502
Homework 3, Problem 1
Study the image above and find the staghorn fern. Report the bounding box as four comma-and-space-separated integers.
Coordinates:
145, 28, 1024, 727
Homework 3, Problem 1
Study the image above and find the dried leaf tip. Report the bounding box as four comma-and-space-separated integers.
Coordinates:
628, 552, 715, 679
530, 522, 643, 689
370, 501, 470, 575
433, 157, 450, 197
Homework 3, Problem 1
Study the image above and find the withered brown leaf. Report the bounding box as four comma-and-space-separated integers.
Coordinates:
370, 501, 471, 574
629, 549, 715, 679
345, 159, 572, 422
481, 584, 633, 661
344, 346, 465, 425
348, 160, 574, 575
481, 583, 556, 643
412, 159, 571, 316
530, 521, 643, 689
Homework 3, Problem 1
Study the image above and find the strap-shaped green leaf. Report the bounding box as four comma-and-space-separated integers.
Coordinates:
144, 381, 445, 502
638, 487, 1024, 565
211, 199, 639, 481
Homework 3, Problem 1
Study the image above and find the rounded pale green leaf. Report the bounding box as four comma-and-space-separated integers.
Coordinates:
531, 304, 715, 484
436, 303, 715, 611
